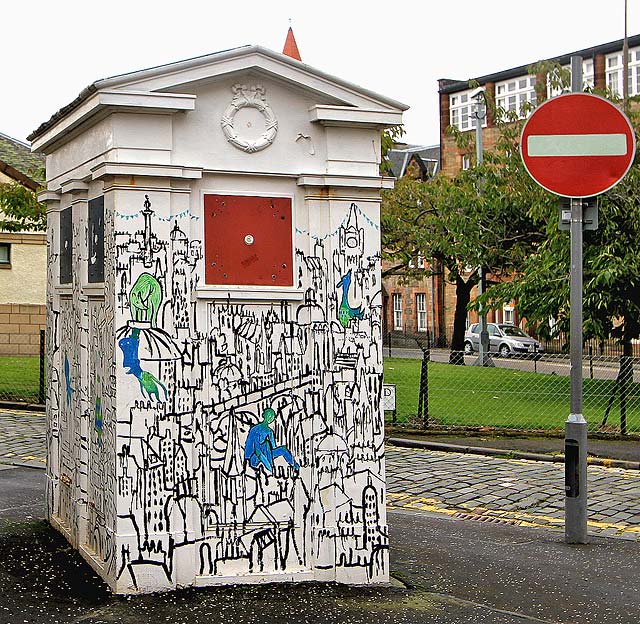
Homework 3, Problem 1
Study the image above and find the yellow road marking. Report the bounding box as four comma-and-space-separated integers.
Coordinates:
387, 495, 639, 538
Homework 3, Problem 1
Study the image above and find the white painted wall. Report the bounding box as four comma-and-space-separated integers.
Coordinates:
39, 48, 402, 594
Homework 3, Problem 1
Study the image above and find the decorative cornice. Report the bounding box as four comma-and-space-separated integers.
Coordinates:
309, 105, 403, 128
91, 162, 203, 180
37, 190, 62, 204
31, 91, 196, 153
297, 174, 395, 189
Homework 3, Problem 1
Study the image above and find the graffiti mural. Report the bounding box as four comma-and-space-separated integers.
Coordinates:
48, 192, 386, 591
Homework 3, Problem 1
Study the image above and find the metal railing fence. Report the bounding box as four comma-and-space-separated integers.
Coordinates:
383, 330, 640, 358
383, 345, 640, 435
0, 329, 45, 405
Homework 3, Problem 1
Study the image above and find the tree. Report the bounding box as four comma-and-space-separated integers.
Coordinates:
381, 99, 547, 361
0, 180, 46, 232
483, 81, 640, 359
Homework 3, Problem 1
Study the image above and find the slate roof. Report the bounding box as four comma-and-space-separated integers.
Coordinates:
0, 132, 45, 188
387, 144, 440, 178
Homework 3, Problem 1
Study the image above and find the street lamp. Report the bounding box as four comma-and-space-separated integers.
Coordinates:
471, 87, 494, 367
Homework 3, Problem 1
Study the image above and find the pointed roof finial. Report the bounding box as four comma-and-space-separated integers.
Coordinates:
283, 25, 302, 61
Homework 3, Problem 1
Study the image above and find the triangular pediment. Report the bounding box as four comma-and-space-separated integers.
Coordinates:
94, 46, 407, 112
29, 45, 408, 149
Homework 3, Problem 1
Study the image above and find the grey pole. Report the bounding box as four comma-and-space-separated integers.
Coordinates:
565, 55, 588, 544
472, 92, 493, 367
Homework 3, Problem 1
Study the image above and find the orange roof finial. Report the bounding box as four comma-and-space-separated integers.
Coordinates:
283, 25, 302, 61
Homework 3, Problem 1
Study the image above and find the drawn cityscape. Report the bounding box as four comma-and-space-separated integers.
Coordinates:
47, 195, 387, 591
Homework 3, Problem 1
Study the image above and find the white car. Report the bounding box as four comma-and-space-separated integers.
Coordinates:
463, 323, 543, 357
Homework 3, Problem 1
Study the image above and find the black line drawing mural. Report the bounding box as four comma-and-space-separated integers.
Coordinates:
48, 194, 386, 592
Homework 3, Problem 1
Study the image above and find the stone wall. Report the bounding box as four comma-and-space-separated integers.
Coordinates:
0, 303, 45, 356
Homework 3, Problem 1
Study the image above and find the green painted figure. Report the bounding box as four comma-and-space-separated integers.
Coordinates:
130, 273, 162, 326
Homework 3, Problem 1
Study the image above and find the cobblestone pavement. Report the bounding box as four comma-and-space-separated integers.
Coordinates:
0, 410, 46, 468
387, 445, 640, 541
2, 410, 639, 542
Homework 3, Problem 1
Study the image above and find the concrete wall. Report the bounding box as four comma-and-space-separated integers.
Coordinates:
0, 233, 46, 305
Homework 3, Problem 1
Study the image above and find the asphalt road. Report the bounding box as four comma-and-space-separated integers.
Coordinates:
1, 466, 638, 623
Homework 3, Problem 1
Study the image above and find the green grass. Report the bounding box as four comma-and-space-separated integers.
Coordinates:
383, 358, 640, 433
0, 356, 41, 403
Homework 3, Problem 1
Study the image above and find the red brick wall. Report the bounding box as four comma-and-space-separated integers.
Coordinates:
382, 263, 459, 344
0, 304, 45, 356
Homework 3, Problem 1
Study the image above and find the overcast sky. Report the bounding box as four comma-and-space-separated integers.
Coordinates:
2, 1, 638, 148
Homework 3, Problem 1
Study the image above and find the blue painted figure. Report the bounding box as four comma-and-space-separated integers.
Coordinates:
94, 394, 103, 445
244, 407, 299, 473
118, 328, 167, 400
64, 355, 74, 405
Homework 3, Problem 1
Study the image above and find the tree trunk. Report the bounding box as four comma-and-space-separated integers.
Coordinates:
448, 274, 476, 365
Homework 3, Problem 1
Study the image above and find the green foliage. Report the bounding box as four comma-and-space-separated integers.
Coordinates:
380, 125, 405, 175
382, 90, 548, 348
487, 118, 640, 346
0, 182, 46, 232
384, 60, 640, 353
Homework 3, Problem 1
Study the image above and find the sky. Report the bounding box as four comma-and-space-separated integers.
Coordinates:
2, 0, 638, 148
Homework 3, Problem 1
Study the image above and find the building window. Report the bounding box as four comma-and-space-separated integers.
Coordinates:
88, 196, 105, 283
462, 154, 471, 170
583, 59, 594, 89
496, 75, 536, 118
416, 293, 427, 332
60, 206, 73, 284
408, 254, 426, 269
606, 47, 640, 96
393, 294, 403, 331
450, 89, 487, 132
0, 243, 10, 266
547, 59, 594, 98
503, 304, 515, 325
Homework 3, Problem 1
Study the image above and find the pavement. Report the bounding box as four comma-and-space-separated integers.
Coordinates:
1, 410, 640, 623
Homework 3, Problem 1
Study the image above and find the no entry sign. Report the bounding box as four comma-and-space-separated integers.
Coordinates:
520, 93, 636, 198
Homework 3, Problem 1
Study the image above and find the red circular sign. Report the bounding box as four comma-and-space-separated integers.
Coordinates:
520, 93, 636, 198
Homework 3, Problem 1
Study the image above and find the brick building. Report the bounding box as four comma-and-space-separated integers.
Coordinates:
439, 34, 640, 177
382, 34, 640, 344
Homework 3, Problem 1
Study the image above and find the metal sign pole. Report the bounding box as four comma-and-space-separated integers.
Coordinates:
472, 91, 493, 367
565, 55, 588, 544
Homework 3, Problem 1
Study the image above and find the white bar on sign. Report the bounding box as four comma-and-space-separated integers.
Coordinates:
528, 133, 627, 157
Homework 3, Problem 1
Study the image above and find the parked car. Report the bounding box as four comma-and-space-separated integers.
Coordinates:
463, 323, 543, 357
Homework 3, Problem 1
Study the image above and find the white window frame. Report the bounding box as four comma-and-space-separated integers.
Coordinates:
0, 243, 10, 266
606, 47, 640, 96
416, 293, 427, 332
503, 304, 515, 325
495, 75, 537, 119
392, 293, 403, 331
548, 59, 594, 97
462, 154, 471, 170
450, 89, 487, 132
408, 254, 426, 270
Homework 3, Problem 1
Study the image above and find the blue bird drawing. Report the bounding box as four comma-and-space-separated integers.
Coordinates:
336, 269, 364, 328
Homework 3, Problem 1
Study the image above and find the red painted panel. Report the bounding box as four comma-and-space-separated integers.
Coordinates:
204, 194, 293, 286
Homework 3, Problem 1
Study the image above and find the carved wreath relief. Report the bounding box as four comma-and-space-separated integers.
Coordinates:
221, 84, 278, 153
